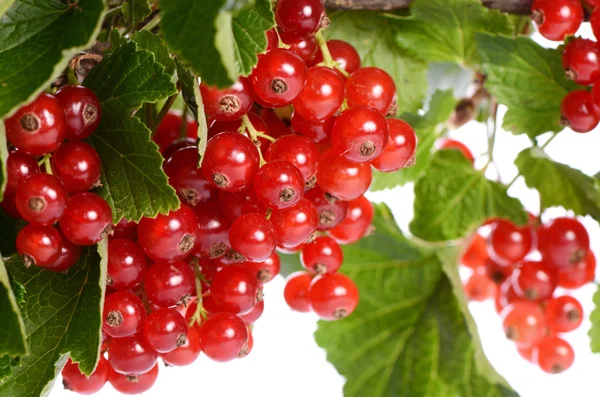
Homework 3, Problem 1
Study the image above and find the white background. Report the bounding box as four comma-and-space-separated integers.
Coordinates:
50, 26, 600, 397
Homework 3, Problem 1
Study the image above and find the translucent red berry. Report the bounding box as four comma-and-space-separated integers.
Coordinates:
305, 186, 348, 231
461, 234, 488, 269
209, 113, 273, 153
271, 198, 318, 248
51, 141, 102, 193
112, 218, 138, 240
252, 49, 308, 107
159, 325, 201, 367
16, 173, 67, 225
345, 67, 396, 115
562, 38, 600, 86
202, 132, 260, 192
62, 357, 109, 395
532, 336, 575, 374
219, 186, 267, 221
557, 250, 596, 289
332, 105, 389, 163
275, 0, 324, 39
108, 363, 159, 394
143, 308, 188, 353
107, 238, 147, 291
487, 220, 534, 265
137, 204, 200, 262
229, 213, 276, 262
313, 40, 361, 74
501, 301, 547, 347
200, 78, 254, 121
329, 195, 374, 244
46, 230, 81, 272
5, 93, 66, 156
538, 217, 590, 268
545, 295, 583, 333
192, 200, 231, 259
291, 111, 335, 143
531, 0, 583, 41
511, 260, 557, 301
293, 66, 345, 122
243, 251, 281, 284
5, 151, 39, 195
309, 273, 359, 320
371, 119, 417, 172
316, 149, 372, 201
55, 85, 101, 141
199, 312, 249, 362
144, 260, 195, 308
301, 236, 343, 275
108, 333, 158, 375
240, 299, 265, 324
464, 270, 497, 301
289, 36, 318, 63
210, 265, 260, 314
59, 193, 112, 246
265, 134, 319, 184
253, 160, 305, 209
439, 138, 475, 163
16, 224, 62, 267
152, 111, 198, 153
561, 90, 599, 133
102, 291, 146, 338
284, 271, 313, 312
163, 146, 217, 206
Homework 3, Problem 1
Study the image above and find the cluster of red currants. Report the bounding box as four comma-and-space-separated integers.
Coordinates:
531, 0, 600, 132
3, 86, 110, 271
461, 215, 595, 374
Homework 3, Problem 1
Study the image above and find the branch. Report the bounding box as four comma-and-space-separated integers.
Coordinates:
324, 0, 534, 14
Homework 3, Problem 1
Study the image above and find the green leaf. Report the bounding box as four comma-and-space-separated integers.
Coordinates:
122, 0, 152, 25
391, 0, 511, 66
325, 11, 427, 114
410, 150, 527, 241
176, 60, 209, 164
131, 30, 176, 75
0, 241, 108, 397
371, 90, 455, 191
0, 355, 20, 380
0, 0, 106, 119
0, 1, 16, 18
315, 204, 516, 397
0, 255, 27, 358
83, 42, 179, 223
476, 34, 579, 138
516, 147, 600, 221
0, 121, 9, 201
590, 286, 600, 353
232, 0, 275, 76
160, 0, 274, 87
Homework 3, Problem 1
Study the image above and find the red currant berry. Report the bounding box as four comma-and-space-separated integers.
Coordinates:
55, 85, 101, 141
62, 357, 109, 395
313, 40, 361, 74
545, 295, 583, 333
59, 193, 112, 246
16, 224, 62, 267
495, 279, 520, 313
192, 200, 231, 259
461, 234, 488, 269
112, 218, 138, 240
159, 325, 201, 366
144, 260, 195, 308
257, 107, 293, 139
252, 49, 307, 107
107, 239, 147, 291
345, 67, 396, 115
152, 111, 198, 153
243, 251, 281, 284
51, 141, 102, 193
5, 151, 39, 195
511, 260, 557, 301
108, 363, 159, 394
16, 173, 67, 225
293, 66, 345, 122
253, 160, 305, 209
563, 38, 600, 86
229, 213, 276, 262
199, 312, 249, 362
209, 113, 273, 153
275, 0, 324, 39
163, 146, 218, 206
487, 220, 534, 265
329, 195, 373, 244
201, 78, 254, 121
557, 250, 596, 289
561, 90, 599, 133
240, 299, 264, 324
486, 258, 515, 285
501, 301, 547, 347
263, 28, 278, 54
532, 336, 575, 374
265, 135, 319, 184
591, 8, 600, 41
531, 0, 583, 41
108, 333, 158, 375
5, 93, 66, 156
332, 105, 389, 163
305, 186, 348, 231
439, 138, 475, 163
46, 230, 81, 272
271, 198, 318, 248
284, 271, 313, 312
143, 308, 188, 353
464, 270, 497, 301
102, 291, 146, 338
316, 149, 372, 201
291, 111, 335, 143
163, 137, 197, 160
301, 236, 343, 275
371, 119, 417, 172
309, 273, 359, 320
289, 36, 318, 63
138, 204, 199, 262
218, 185, 267, 221
538, 217, 589, 267
211, 265, 260, 314
202, 132, 260, 192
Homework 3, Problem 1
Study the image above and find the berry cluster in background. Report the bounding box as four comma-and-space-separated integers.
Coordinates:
531, 0, 600, 132
461, 214, 595, 374
1, 0, 421, 395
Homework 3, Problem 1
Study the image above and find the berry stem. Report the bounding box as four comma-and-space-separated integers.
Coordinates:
38, 155, 53, 175
315, 31, 336, 68
255, 132, 276, 143
152, 93, 179, 134
189, 259, 208, 327
240, 114, 267, 165
66, 68, 79, 86
506, 132, 559, 189
142, 14, 161, 31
